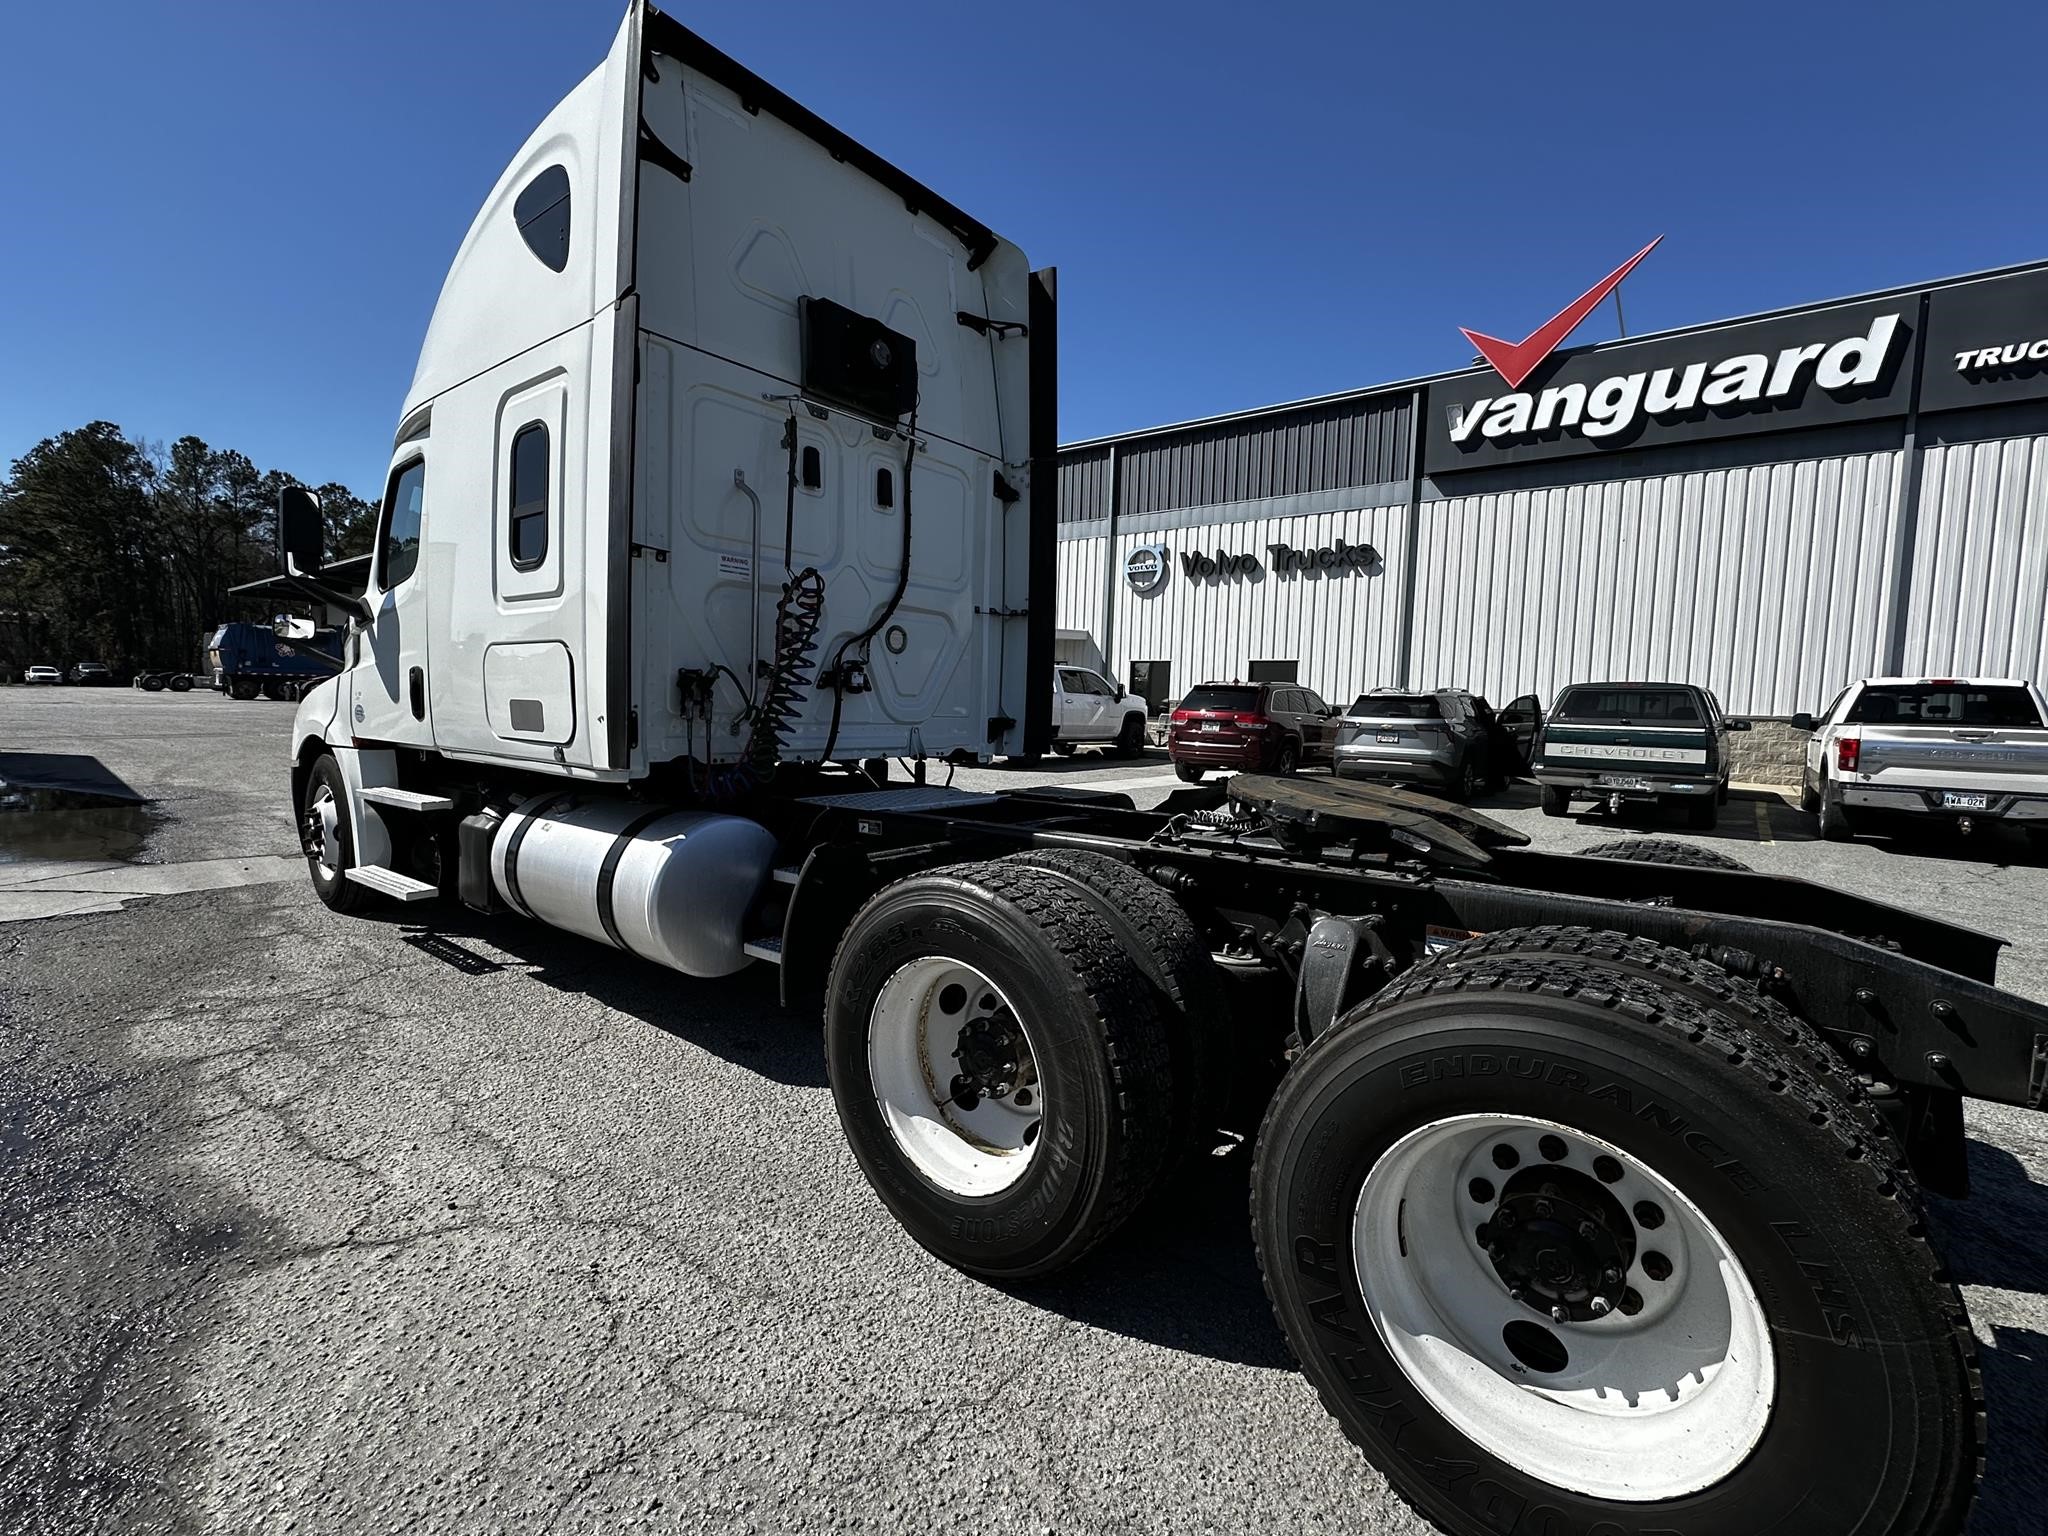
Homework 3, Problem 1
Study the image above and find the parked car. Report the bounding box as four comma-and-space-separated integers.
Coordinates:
1531, 680, 1747, 828
1167, 680, 1338, 781
1333, 687, 1542, 799
67, 661, 113, 685
22, 664, 62, 686
1796, 676, 2048, 846
1050, 665, 1148, 757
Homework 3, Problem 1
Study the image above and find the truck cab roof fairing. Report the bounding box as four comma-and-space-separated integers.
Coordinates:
402, 6, 641, 417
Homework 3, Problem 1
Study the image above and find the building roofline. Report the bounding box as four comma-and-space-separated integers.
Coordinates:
1057, 254, 2048, 455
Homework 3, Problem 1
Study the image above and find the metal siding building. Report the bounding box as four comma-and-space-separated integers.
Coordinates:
1054, 260, 2048, 717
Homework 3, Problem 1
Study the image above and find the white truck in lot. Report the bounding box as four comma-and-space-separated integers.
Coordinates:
1798, 676, 2048, 845
237, 8, 2048, 1534
1050, 664, 1148, 756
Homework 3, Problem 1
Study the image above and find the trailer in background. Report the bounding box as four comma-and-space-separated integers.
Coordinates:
205, 620, 344, 701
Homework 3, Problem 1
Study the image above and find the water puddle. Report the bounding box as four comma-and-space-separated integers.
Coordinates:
0, 786, 162, 866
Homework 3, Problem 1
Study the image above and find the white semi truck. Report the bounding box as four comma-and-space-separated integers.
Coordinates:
253, 8, 2043, 1533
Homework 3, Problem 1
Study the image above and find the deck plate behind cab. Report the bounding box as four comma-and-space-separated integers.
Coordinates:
1225, 773, 1528, 870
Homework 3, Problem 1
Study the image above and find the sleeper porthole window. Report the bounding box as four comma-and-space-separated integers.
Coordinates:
514, 165, 571, 272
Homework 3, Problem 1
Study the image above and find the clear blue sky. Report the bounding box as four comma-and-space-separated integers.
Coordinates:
5, 0, 2045, 499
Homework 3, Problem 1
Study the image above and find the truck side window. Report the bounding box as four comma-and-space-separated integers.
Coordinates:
510, 422, 549, 569
380, 459, 425, 590
514, 165, 571, 272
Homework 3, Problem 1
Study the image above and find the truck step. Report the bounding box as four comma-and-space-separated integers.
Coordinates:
772, 864, 802, 886
345, 865, 441, 901
360, 786, 456, 813
742, 936, 784, 963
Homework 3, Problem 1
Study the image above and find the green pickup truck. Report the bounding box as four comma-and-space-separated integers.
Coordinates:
1531, 680, 1750, 828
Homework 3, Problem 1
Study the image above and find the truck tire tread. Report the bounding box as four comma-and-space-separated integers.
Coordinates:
1002, 849, 1229, 1170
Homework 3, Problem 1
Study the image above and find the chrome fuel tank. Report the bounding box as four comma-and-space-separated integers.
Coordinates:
489, 795, 776, 977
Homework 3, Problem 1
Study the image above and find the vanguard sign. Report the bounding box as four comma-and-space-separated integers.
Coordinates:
1425, 299, 1920, 474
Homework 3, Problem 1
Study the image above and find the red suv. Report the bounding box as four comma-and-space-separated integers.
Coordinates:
1167, 681, 1338, 782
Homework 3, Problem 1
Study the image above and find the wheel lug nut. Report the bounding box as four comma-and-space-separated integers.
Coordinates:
1633, 1200, 1665, 1230
1592, 1154, 1623, 1183
1550, 1305, 1569, 1324
1602, 1266, 1622, 1286
1507, 1286, 1525, 1302
1641, 1250, 1673, 1282
1588, 1296, 1612, 1316
1532, 1199, 1553, 1218
1538, 1134, 1568, 1162
1577, 1220, 1597, 1240
1468, 1177, 1495, 1204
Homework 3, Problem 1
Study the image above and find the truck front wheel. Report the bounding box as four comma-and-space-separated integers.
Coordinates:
825, 861, 1175, 1279
1253, 959, 1979, 1536
299, 755, 373, 914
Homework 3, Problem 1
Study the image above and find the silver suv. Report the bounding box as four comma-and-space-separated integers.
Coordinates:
1334, 688, 1539, 799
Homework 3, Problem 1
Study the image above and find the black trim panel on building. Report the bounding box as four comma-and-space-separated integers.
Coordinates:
1920, 267, 2048, 415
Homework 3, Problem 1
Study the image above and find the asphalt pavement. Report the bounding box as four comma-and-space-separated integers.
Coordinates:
3, 689, 2044, 1534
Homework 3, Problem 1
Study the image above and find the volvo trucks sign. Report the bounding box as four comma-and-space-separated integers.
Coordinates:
1426, 299, 1918, 473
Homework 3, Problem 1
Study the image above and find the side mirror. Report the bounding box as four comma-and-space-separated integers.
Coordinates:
1790, 712, 1817, 732
278, 485, 324, 576
272, 613, 316, 640
1726, 718, 1753, 732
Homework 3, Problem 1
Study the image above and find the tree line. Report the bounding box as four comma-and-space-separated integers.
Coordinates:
0, 421, 375, 678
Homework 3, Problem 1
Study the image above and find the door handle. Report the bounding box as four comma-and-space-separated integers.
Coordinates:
408, 666, 426, 721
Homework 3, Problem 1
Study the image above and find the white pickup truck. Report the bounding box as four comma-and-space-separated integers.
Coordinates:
1798, 676, 2048, 846
1050, 664, 1149, 756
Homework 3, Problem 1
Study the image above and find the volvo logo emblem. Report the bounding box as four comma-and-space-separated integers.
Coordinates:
1124, 543, 1168, 594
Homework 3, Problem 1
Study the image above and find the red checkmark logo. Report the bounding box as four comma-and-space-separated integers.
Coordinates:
1461, 236, 1664, 390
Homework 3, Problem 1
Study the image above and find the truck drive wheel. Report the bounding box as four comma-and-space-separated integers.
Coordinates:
824, 861, 1175, 1279
1252, 960, 1979, 1536
299, 755, 373, 914
1001, 849, 1229, 1172
229, 677, 259, 700
1578, 837, 1750, 872
167, 674, 192, 692
1115, 712, 1146, 757
1539, 784, 1571, 818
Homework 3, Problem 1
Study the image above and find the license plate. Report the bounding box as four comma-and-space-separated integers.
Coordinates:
1201, 721, 1221, 732
1942, 791, 1990, 810
1598, 774, 1655, 791
1376, 732, 1401, 745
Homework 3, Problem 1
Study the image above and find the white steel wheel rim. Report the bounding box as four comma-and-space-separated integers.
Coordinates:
1352, 1113, 1775, 1502
867, 957, 1043, 1197
306, 782, 341, 875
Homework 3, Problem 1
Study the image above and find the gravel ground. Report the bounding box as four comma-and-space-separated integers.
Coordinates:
3, 689, 2043, 1534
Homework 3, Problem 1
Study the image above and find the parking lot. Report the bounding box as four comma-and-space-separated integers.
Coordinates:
4, 686, 2045, 1535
